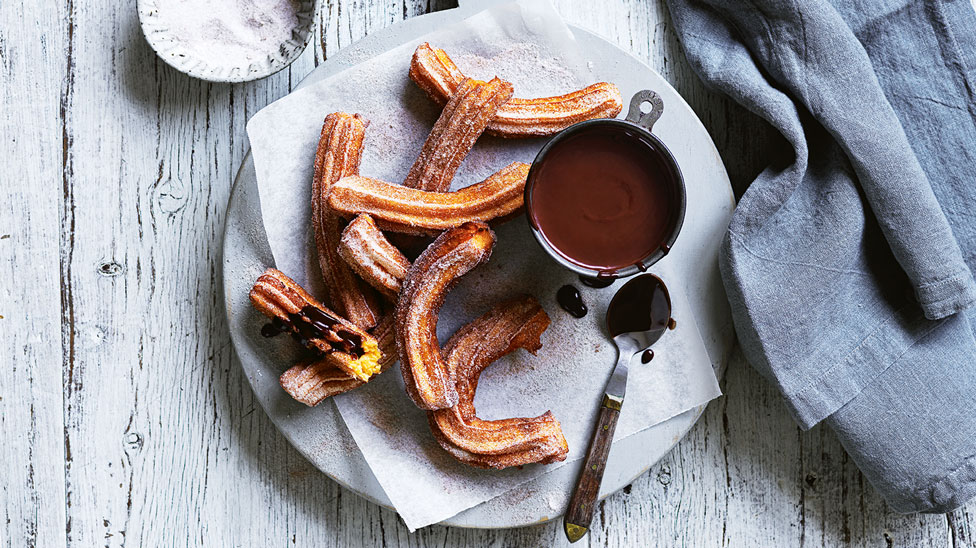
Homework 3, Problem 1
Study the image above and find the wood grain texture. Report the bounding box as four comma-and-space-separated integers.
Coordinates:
565, 403, 622, 538
3, 0, 975, 546
1, 2, 70, 547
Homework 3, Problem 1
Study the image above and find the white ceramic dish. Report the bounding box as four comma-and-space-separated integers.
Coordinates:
221, 4, 735, 529
138, 0, 317, 83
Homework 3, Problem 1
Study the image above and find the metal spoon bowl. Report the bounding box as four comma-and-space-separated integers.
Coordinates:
604, 274, 673, 400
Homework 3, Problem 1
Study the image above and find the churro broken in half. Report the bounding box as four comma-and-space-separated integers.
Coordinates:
396, 222, 496, 410
403, 77, 513, 192
312, 112, 382, 330
279, 314, 397, 406
279, 358, 364, 406
427, 296, 569, 469
338, 214, 411, 300
328, 162, 529, 235
410, 43, 623, 138
249, 268, 381, 382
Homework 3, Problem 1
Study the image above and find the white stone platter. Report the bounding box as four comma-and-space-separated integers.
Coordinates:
221, 2, 735, 529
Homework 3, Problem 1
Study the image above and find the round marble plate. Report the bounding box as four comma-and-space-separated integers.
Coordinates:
222, 5, 735, 529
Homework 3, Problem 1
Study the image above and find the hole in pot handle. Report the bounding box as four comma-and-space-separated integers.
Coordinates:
626, 90, 664, 132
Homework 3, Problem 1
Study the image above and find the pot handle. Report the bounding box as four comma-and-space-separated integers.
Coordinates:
625, 90, 664, 132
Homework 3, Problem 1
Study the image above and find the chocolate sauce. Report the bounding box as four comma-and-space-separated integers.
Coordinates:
606, 275, 672, 339
640, 349, 655, 363
529, 124, 680, 272
579, 274, 615, 289
260, 305, 364, 357
556, 285, 587, 318
261, 317, 289, 338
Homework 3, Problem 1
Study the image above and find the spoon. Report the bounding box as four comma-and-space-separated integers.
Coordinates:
564, 274, 674, 543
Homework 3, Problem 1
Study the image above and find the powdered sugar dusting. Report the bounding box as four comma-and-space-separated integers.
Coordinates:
545, 490, 563, 512
453, 43, 578, 98
155, 0, 302, 65
338, 215, 409, 295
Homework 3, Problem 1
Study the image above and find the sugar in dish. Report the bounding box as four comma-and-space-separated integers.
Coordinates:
162, 0, 301, 65
139, 0, 316, 82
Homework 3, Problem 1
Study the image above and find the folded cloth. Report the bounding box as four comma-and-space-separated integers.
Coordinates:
664, 0, 976, 512
827, 313, 976, 513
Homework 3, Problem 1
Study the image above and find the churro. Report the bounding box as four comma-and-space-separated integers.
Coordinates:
312, 112, 382, 330
410, 43, 623, 138
338, 214, 411, 299
395, 222, 496, 410
403, 77, 513, 192
427, 296, 568, 468
279, 314, 397, 406
328, 162, 529, 235
249, 268, 381, 382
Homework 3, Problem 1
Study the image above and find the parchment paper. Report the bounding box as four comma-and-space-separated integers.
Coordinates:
246, 0, 721, 531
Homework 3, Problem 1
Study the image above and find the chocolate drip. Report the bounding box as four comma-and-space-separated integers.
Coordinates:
557, 285, 587, 318
261, 306, 364, 357
261, 317, 289, 338
579, 275, 615, 289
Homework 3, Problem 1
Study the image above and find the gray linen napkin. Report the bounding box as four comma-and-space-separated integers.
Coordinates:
664, 0, 976, 512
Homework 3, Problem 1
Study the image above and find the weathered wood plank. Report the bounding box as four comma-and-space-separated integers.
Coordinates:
55, 1, 278, 543
0, 2, 70, 548
54, 0, 452, 545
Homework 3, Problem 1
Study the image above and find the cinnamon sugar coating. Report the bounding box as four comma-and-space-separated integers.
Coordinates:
403, 77, 513, 192
410, 43, 623, 138
427, 295, 569, 469
395, 222, 496, 410
312, 112, 382, 329
327, 162, 529, 235
338, 214, 411, 299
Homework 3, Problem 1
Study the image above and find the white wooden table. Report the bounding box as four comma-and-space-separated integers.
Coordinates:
3, 1, 975, 546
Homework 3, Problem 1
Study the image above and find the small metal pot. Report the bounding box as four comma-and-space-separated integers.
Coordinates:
524, 90, 687, 279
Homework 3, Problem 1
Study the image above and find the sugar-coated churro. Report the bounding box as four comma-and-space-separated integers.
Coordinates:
249, 268, 381, 382
338, 214, 411, 299
279, 314, 397, 406
328, 162, 529, 235
403, 77, 513, 192
427, 296, 568, 469
395, 222, 496, 410
312, 112, 382, 330
410, 43, 623, 138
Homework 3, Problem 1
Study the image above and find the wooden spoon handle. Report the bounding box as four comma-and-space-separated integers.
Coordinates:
564, 394, 622, 542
